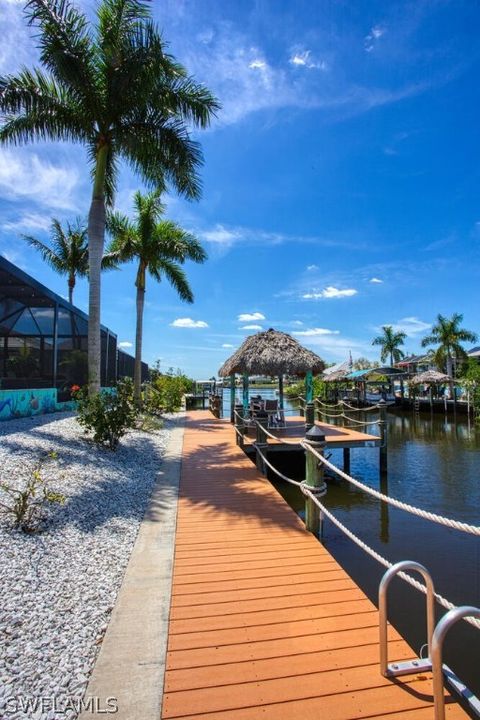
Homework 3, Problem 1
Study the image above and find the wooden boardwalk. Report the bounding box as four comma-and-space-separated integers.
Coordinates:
161, 411, 467, 720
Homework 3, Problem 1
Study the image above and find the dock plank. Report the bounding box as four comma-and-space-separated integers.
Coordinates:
161, 411, 467, 720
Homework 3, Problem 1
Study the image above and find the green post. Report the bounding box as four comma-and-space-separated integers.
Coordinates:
305, 371, 315, 429
230, 373, 236, 423
305, 370, 313, 403
304, 425, 327, 536
378, 399, 387, 478
242, 373, 249, 414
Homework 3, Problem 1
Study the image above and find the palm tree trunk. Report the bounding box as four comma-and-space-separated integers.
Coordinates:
87, 144, 108, 394
68, 274, 75, 305
446, 352, 454, 401
134, 263, 146, 406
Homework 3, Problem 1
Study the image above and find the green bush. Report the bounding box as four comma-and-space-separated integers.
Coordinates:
284, 376, 327, 399
75, 378, 138, 450
143, 370, 193, 414
0, 452, 65, 533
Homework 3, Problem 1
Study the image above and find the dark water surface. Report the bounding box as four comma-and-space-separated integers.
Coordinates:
224, 389, 480, 697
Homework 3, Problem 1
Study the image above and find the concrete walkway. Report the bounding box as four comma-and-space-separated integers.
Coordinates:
80, 418, 184, 720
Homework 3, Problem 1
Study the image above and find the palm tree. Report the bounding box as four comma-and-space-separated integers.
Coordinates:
421, 313, 477, 379
106, 191, 207, 404
0, 0, 219, 392
22, 218, 88, 304
372, 326, 407, 366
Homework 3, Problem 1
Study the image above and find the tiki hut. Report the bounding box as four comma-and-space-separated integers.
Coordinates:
410, 370, 450, 384
409, 369, 451, 406
218, 328, 324, 415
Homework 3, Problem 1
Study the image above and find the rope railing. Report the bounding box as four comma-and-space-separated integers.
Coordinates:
303, 488, 480, 630
301, 440, 480, 537
243, 416, 480, 631
315, 397, 382, 413
251, 418, 305, 445
315, 406, 382, 427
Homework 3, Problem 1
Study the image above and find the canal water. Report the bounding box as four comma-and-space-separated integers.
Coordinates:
223, 387, 480, 697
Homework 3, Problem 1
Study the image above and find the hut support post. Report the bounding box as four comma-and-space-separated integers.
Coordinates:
304, 426, 326, 537
305, 370, 315, 430
378, 399, 387, 478
278, 374, 284, 410
242, 373, 249, 414
234, 403, 245, 448
230, 374, 236, 423
343, 448, 351, 474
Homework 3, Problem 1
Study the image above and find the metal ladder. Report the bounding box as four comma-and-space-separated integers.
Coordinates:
379, 561, 480, 720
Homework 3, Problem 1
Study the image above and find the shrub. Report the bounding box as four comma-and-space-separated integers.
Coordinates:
143, 370, 193, 414
75, 378, 138, 450
0, 452, 65, 533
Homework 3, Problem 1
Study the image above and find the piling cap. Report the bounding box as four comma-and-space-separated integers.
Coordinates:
305, 425, 326, 443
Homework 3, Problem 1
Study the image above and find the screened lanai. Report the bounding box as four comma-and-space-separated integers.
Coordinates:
0, 256, 117, 396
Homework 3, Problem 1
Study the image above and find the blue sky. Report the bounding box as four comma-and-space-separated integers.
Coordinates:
1, 0, 479, 378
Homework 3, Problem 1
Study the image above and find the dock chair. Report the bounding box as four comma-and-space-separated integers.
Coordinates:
264, 399, 279, 428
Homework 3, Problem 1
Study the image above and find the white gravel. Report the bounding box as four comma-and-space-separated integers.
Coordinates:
0, 412, 179, 719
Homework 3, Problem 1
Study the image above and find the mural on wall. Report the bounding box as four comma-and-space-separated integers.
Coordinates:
0, 389, 75, 420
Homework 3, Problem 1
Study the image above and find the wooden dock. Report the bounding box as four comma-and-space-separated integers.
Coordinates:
243, 414, 381, 448
161, 411, 467, 720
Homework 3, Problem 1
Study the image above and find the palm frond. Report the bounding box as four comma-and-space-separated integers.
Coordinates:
22, 234, 65, 274
149, 258, 194, 303
24, 0, 100, 112
0, 69, 91, 145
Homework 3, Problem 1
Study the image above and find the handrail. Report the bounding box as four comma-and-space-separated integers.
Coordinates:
379, 562, 435, 677
432, 606, 480, 720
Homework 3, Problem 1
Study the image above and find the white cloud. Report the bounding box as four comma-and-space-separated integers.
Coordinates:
118, 341, 133, 348
171, 318, 209, 328
294, 328, 340, 336
222, 343, 234, 348
370, 277, 383, 284
289, 50, 327, 71
199, 224, 243, 247
238, 312, 265, 322
0, 0, 36, 74
0, 148, 79, 210
249, 59, 267, 69
307, 264, 318, 271
303, 286, 358, 299
291, 320, 304, 326
241, 324, 262, 330
391, 316, 431, 337
364, 24, 386, 52
2, 212, 51, 233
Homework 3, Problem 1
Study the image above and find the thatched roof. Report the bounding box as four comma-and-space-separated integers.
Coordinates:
410, 370, 450, 384
323, 361, 351, 382
218, 328, 324, 377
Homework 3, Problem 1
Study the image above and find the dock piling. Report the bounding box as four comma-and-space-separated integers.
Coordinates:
304, 425, 326, 536
378, 399, 388, 477
255, 412, 268, 474
234, 403, 245, 448
305, 402, 315, 431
